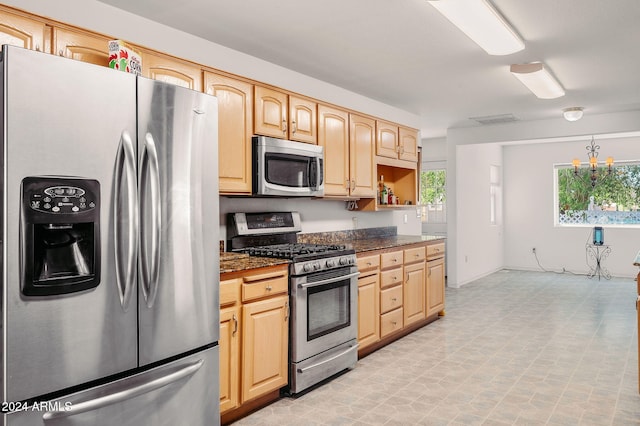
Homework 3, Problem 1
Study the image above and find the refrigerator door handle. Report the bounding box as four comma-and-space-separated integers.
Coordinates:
139, 132, 162, 308
41, 359, 204, 420
114, 130, 138, 310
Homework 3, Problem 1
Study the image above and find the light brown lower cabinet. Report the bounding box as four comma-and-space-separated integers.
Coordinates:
357, 241, 445, 356
219, 265, 289, 418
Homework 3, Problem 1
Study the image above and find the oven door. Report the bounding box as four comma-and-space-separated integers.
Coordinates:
290, 266, 359, 363
253, 136, 324, 196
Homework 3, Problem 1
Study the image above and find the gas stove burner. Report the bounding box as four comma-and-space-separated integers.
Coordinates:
241, 243, 349, 260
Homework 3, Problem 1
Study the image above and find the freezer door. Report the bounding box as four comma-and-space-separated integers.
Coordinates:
137, 77, 219, 365
2, 46, 138, 402
4, 346, 219, 426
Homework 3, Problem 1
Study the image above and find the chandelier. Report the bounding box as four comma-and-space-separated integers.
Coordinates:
572, 136, 614, 188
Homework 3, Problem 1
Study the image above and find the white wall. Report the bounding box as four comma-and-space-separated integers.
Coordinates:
453, 143, 504, 286
503, 135, 640, 278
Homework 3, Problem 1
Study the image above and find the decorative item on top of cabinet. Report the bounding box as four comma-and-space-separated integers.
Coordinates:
356, 253, 380, 351
254, 86, 317, 144
0, 6, 50, 53
140, 48, 203, 91
204, 72, 254, 194
53, 26, 112, 67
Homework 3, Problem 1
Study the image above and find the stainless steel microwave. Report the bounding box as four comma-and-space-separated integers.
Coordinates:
253, 136, 324, 197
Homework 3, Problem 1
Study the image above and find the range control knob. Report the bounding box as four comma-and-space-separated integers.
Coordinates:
303, 263, 314, 273
325, 259, 336, 268
339, 257, 350, 266
313, 261, 321, 270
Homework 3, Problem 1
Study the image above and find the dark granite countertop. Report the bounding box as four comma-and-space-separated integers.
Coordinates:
220, 254, 289, 275
219, 227, 445, 274
349, 235, 445, 253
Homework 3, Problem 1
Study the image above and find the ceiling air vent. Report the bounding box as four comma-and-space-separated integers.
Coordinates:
470, 113, 519, 125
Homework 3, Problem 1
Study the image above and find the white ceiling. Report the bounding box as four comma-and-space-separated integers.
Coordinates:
97, 0, 640, 138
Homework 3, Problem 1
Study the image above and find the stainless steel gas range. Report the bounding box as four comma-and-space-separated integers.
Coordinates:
227, 212, 359, 394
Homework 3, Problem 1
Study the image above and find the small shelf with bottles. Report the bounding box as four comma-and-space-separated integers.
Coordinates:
356, 164, 417, 211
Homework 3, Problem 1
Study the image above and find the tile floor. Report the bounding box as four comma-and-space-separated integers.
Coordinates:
232, 270, 640, 425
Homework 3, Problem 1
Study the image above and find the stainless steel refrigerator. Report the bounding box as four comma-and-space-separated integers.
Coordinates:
1, 45, 219, 425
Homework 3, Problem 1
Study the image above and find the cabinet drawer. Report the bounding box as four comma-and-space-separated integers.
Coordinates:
380, 284, 402, 314
427, 243, 445, 259
242, 270, 288, 302
357, 254, 380, 274
404, 246, 426, 263
380, 250, 403, 269
358, 272, 378, 288
220, 278, 241, 307
380, 308, 403, 337
380, 267, 403, 289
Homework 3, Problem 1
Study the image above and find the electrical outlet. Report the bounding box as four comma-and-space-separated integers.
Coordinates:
403, 214, 408, 224
532, 247, 536, 254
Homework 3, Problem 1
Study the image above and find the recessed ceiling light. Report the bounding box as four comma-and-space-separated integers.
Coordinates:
510, 62, 565, 99
427, 0, 524, 55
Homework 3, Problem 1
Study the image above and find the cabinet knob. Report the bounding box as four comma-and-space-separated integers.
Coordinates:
366, 262, 372, 266
282, 119, 287, 134
291, 120, 297, 134
265, 285, 272, 291
232, 314, 238, 336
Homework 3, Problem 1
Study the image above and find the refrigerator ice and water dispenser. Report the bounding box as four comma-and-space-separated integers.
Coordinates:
21, 176, 100, 296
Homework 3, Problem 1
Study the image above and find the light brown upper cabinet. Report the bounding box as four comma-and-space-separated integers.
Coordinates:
348, 114, 376, 198
204, 72, 254, 194
317, 105, 349, 196
254, 86, 317, 144
376, 120, 419, 162
0, 7, 50, 53
53, 26, 111, 67
140, 48, 202, 91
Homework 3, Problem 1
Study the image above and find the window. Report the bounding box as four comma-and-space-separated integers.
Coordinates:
419, 169, 446, 223
556, 161, 640, 226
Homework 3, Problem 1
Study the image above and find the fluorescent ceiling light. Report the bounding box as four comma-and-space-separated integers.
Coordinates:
510, 62, 565, 99
427, 0, 524, 55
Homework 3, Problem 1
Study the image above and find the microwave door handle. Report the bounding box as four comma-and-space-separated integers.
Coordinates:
114, 130, 138, 311
315, 157, 322, 189
308, 160, 317, 190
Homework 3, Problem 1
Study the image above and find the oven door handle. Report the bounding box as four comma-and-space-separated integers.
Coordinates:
297, 271, 360, 289
297, 344, 358, 374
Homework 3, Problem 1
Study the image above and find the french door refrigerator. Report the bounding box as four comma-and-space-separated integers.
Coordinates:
1, 45, 220, 425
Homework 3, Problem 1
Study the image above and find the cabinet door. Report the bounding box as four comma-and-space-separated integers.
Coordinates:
318, 104, 350, 197
426, 257, 445, 317
404, 261, 426, 326
289, 95, 316, 144
349, 114, 376, 198
204, 72, 253, 194
0, 8, 49, 52
254, 86, 288, 138
357, 273, 380, 349
399, 126, 419, 162
241, 294, 289, 403
53, 27, 111, 67
141, 49, 202, 91
376, 120, 399, 159
219, 305, 240, 414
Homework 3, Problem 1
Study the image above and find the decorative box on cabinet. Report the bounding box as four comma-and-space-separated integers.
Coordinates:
254, 86, 316, 144
205, 71, 254, 194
